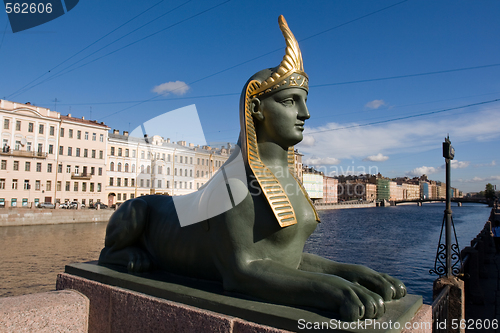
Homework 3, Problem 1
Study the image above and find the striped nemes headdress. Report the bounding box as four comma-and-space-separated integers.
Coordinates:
239, 15, 319, 227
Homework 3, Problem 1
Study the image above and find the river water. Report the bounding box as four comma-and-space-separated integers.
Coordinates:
0, 203, 490, 304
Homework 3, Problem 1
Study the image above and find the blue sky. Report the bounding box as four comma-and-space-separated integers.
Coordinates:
1, 0, 499, 193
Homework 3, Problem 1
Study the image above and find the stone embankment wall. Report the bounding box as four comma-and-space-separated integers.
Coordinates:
0, 208, 113, 227
315, 201, 376, 210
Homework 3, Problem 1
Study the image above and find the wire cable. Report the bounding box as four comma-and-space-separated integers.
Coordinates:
7, 0, 167, 99
306, 98, 500, 134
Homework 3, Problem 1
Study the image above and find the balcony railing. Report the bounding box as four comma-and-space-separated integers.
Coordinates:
71, 172, 92, 180
0, 149, 48, 159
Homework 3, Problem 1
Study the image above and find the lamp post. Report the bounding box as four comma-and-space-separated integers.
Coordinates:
430, 136, 461, 277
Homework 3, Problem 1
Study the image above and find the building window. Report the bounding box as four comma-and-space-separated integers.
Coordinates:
190, 157, 193, 164
67, 147, 72, 156
123, 193, 127, 201
50, 126, 55, 136
109, 178, 114, 186
82, 183, 86, 192
175, 168, 177, 176
132, 150, 136, 158
180, 156, 183, 163
24, 180, 30, 190
117, 163, 122, 172
68, 129, 73, 138
117, 178, 121, 187
166, 167, 170, 175
158, 180, 162, 188
59, 146, 63, 155
3, 119, 9, 129
140, 179, 144, 187
110, 147, 115, 156
118, 148, 122, 156
158, 166, 162, 174
110, 162, 114, 171
146, 179, 150, 188
91, 167, 95, 175
84, 149, 88, 157
141, 151, 145, 159
65, 182, 70, 191
92, 150, 96, 158
39, 124, 44, 134
100, 134, 104, 142
167, 181, 170, 189
98, 167, 102, 176
174, 181, 177, 189
0, 178, 5, 189
47, 163, 52, 172
117, 193, 121, 201
90, 183, 94, 192
15, 121, 21, 131
57, 181, 61, 191
46, 180, 51, 191
92, 133, 96, 141
85, 132, 89, 140
1, 160, 5, 170
99, 150, 103, 159
77, 130, 81, 139
97, 183, 101, 192
60, 128, 64, 137
125, 163, 129, 172
35, 180, 40, 190
14, 140, 21, 150
190, 170, 193, 177
74, 182, 78, 191
75, 166, 79, 174
131, 194, 135, 199
58, 164, 62, 173
76, 148, 80, 157
48, 144, 53, 154
26, 142, 32, 151
125, 149, 129, 157
66, 165, 71, 173
25, 162, 30, 171
36, 162, 41, 172
131, 179, 135, 187
37, 143, 43, 153
124, 178, 128, 187
12, 179, 18, 189
13, 161, 19, 171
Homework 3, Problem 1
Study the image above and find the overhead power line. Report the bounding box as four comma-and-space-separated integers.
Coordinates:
10, 0, 229, 99
7, 0, 168, 99
306, 98, 500, 134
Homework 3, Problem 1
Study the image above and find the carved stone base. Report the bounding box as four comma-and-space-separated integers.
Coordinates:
56, 262, 431, 333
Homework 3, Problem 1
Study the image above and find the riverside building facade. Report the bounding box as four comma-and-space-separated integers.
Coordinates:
106, 130, 231, 207
0, 100, 109, 207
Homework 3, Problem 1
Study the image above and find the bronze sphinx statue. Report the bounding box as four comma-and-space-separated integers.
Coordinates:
99, 15, 406, 322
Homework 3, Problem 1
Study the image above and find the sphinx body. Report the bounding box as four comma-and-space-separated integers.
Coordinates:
99, 16, 406, 322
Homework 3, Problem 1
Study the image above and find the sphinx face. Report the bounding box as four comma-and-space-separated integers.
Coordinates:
256, 87, 310, 149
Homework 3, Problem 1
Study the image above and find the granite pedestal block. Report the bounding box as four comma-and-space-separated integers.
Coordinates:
56, 262, 431, 333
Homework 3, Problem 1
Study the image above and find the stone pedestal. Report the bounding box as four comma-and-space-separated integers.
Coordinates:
57, 262, 431, 333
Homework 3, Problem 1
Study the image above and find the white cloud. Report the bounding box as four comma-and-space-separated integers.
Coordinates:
474, 160, 496, 167
405, 160, 469, 177
456, 175, 500, 183
363, 153, 389, 162
300, 135, 315, 147
406, 166, 441, 177
450, 160, 470, 169
365, 99, 386, 109
152, 81, 190, 96
297, 109, 500, 162
303, 157, 341, 165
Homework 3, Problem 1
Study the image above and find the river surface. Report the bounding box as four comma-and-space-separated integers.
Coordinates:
0, 203, 490, 304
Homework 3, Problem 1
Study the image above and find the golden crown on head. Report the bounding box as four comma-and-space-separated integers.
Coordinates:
249, 15, 309, 99
241, 15, 318, 228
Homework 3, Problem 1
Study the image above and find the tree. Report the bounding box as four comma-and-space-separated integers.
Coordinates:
485, 183, 496, 200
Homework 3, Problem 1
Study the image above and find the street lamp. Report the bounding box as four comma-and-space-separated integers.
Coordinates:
430, 136, 461, 277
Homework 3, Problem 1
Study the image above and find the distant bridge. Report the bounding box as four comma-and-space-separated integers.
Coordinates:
393, 198, 489, 206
